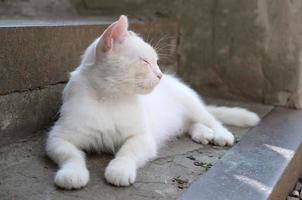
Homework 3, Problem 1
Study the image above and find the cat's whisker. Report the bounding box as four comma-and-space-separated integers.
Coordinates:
154, 36, 176, 49
156, 42, 177, 49
158, 54, 175, 59
155, 47, 177, 55
156, 45, 177, 51
145, 32, 153, 47
153, 34, 171, 50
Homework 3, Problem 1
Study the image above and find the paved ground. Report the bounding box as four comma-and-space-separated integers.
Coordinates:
0, 99, 273, 200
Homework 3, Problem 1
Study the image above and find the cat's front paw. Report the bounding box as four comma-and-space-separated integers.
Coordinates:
213, 126, 234, 146
105, 157, 136, 187
55, 166, 89, 189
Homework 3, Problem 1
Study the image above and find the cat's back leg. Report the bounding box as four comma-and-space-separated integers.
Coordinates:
189, 123, 214, 145
162, 74, 234, 146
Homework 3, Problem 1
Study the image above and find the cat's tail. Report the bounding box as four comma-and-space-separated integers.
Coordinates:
206, 106, 260, 127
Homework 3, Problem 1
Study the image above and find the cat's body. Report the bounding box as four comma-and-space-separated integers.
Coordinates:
46, 15, 260, 189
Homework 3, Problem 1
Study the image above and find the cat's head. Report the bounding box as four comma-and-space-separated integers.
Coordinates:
87, 15, 163, 95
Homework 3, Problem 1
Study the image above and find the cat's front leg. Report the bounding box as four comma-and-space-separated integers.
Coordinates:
104, 134, 156, 186
46, 135, 89, 189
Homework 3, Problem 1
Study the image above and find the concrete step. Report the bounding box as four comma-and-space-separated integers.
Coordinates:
0, 18, 178, 146
0, 99, 272, 200
0, 18, 178, 95
180, 107, 302, 200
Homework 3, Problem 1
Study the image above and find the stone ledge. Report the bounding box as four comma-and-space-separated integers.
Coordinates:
180, 107, 302, 200
0, 19, 178, 95
0, 18, 117, 27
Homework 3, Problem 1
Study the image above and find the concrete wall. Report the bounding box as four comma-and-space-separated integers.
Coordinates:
76, 0, 302, 108
0, 0, 78, 19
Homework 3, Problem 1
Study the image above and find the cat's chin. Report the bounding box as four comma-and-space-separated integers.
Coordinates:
135, 86, 156, 95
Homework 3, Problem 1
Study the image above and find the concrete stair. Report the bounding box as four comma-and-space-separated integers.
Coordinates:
181, 107, 302, 200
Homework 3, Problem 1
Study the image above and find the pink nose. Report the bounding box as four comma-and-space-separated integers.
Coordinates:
157, 74, 163, 80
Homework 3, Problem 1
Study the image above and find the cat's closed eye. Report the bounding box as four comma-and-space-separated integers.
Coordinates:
140, 58, 150, 65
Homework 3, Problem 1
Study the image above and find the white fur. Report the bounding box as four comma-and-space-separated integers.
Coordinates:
46, 15, 260, 189
207, 106, 260, 127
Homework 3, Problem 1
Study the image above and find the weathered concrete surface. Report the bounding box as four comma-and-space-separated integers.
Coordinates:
178, 0, 302, 108
77, 0, 302, 108
0, 84, 64, 146
0, 136, 222, 200
180, 107, 302, 200
0, 20, 178, 95
0, 0, 79, 19
0, 100, 273, 200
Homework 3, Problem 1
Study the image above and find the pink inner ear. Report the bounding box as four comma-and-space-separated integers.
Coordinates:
111, 15, 129, 41
97, 15, 129, 53
99, 24, 114, 52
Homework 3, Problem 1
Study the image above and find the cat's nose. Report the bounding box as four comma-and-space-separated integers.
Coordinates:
157, 74, 163, 80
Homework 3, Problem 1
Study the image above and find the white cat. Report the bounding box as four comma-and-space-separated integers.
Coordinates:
46, 15, 260, 189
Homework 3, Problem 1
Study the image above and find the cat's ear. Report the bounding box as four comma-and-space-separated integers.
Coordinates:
111, 15, 129, 41
97, 15, 129, 53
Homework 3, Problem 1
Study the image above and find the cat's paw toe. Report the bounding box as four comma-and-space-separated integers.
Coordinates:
190, 123, 214, 145
213, 128, 234, 146
55, 167, 89, 189
105, 158, 136, 187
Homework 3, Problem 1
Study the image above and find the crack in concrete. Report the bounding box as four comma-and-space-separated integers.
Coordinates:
170, 159, 190, 169
0, 81, 67, 96
153, 147, 204, 163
